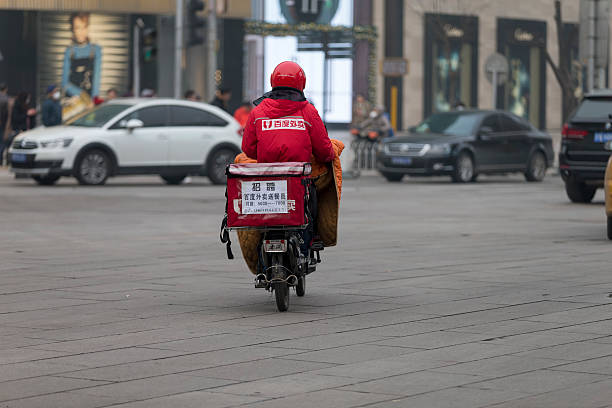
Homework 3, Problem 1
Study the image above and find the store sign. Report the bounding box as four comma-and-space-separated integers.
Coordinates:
444, 24, 464, 38
381, 58, 408, 77
514, 28, 534, 42
280, 0, 340, 24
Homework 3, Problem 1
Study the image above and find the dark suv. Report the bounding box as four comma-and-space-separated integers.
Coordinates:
560, 91, 612, 202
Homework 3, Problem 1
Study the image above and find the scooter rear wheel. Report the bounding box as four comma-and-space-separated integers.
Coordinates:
274, 282, 289, 312
296, 275, 306, 297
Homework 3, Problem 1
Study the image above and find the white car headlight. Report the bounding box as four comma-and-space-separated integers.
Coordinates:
39, 138, 73, 148
426, 143, 451, 155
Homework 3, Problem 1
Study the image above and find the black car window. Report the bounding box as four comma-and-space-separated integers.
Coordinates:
112, 106, 168, 129
480, 114, 502, 132
573, 98, 612, 120
169, 106, 228, 127
500, 114, 530, 132
413, 112, 480, 137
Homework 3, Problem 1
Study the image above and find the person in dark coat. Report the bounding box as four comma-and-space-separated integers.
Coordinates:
210, 87, 232, 113
0, 83, 10, 165
42, 85, 63, 127
11, 92, 36, 133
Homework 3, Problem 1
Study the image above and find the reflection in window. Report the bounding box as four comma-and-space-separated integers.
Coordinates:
425, 14, 478, 118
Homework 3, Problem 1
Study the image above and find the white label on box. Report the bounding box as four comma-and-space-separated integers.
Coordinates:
241, 180, 288, 214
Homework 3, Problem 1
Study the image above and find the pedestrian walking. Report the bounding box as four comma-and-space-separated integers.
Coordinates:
184, 90, 201, 101
11, 92, 36, 133
0, 83, 10, 165
210, 87, 232, 113
42, 85, 62, 127
351, 93, 372, 128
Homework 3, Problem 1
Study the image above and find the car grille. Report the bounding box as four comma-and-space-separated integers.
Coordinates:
12, 140, 38, 149
385, 143, 426, 156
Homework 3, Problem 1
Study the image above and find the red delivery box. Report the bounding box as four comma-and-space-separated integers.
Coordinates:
226, 162, 312, 229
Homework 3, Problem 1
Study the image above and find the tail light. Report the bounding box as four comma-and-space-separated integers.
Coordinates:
368, 131, 378, 140
237, 128, 244, 137
562, 123, 588, 139
350, 128, 359, 135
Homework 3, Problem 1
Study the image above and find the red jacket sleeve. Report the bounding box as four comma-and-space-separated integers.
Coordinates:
241, 111, 257, 159
305, 105, 335, 163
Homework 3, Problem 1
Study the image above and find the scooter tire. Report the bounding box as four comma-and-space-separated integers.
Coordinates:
296, 275, 306, 297
274, 282, 290, 312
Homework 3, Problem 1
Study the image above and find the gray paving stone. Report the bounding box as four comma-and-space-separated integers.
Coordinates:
182, 358, 334, 381
2, 172, 612, 407
103, 390, 266, 408
360, 386, 532, 408
340, 370, 482, 396
209, 373, 358, 398
68, 374, 235, 404
236, 389, 395, 408
467, 370, 607, 395
514, 341, 612, 362
430, 355, 568, 378
0, 376, 108, 402
550, 355, 612, 375
489, 378, 612, 408
276, 344, 419, 364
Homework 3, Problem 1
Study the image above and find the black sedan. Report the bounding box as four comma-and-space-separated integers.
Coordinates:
376, 110, 554, 183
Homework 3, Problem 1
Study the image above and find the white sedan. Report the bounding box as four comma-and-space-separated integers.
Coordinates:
9, 98, 243, 185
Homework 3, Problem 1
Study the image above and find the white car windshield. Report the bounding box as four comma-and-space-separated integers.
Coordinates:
66, 104, 133, 127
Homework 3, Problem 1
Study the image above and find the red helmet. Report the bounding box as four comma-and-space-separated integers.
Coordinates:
270, 61, 306, 91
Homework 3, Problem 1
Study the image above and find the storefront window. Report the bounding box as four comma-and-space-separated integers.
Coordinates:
262, 0, 353, 123
497, 18, 546, 129
424, 14, 478, 117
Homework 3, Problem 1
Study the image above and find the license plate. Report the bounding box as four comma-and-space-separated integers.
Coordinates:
263, 239, 287, 253
391, 157, 412, 165
11, 153, 26, 163
594, 132, 612, 142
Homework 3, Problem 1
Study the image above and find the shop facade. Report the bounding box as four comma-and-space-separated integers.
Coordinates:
373, 0, 597, 131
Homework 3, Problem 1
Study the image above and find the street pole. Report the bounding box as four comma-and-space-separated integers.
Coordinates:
207, 0, 218, 101
588, 0, 596, 92
133, 19, 144, 97
174, 0, 184, 99
492, 70, 498, 109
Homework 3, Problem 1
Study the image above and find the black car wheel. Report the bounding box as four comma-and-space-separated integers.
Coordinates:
565, 179, 597, 203
75, 150, 110, 186
382, 172, 403, 182
32, 175, 60, 185
161, 174, 187, 185
452, 152, 474, 183
607, 216, 612, 240
525, 151, 547, 182
207, 148, 237, 185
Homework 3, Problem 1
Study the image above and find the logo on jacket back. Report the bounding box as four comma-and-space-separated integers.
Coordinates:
262, 118, 306, 131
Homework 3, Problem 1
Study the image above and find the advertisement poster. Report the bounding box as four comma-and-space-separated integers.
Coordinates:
38, 12, 130, 119
424, 14, 478, 117
497, 18, 546, 129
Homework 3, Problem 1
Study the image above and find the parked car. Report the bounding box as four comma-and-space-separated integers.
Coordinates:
604, 142, 612, 239
376, 110, 554, 183
559, 90, 612, 203
8, 99, 242, 185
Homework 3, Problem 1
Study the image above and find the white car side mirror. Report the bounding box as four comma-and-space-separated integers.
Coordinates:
125, 119, 144, 131
605, 140, 612, 151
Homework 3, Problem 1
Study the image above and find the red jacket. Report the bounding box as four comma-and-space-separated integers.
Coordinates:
242, 98, 335, 163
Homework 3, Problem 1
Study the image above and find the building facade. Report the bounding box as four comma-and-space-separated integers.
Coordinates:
372, 0, 597, 131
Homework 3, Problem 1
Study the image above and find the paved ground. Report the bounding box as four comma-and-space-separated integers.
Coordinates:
1, 168, 612, 408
